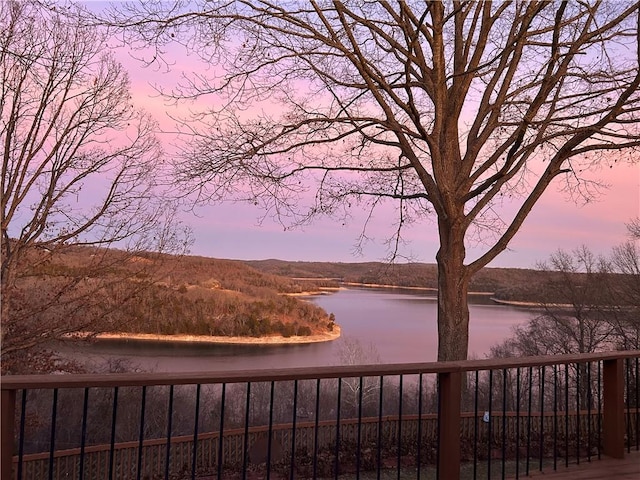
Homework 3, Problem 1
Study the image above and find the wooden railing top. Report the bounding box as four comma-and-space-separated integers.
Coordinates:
2, 350, 638, 390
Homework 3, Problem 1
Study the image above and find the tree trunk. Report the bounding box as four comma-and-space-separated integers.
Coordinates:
436, 221, 470, 361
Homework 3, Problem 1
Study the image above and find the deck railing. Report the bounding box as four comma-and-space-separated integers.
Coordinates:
2, 350, 639, 479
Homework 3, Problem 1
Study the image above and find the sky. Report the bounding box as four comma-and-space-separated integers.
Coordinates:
181, 164, 639, 268
112, 11, 640, 270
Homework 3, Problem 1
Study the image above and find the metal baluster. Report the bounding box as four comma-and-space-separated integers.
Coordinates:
79, 388, 89, 480
597, 361, 601, 460
136, 386, 147, 480
312, 379, 320, 480
501, 369, 507, 480
356, 376, 364, 480
417, 373, 424, 480
268, 381, 276, 480
165, 385, 174, 480
242, 382, 251, 480
333, 379, 340, 480
515, 368, 521, 479
587, 362, 592, 462
526, 366, 533, 476
565, 363, 569, 468
553, 365, 558, 471
539, 366, 545, 473
17, 390, 27, 480
48, 389, 58, 480
576, 363, 581, 464
626, 358, 631, 453
436, 374, 441, 480
473, 370, 479, 480
191, 384, 201, 480
636, 358, 639, 451
397, 375, 403, 480
377, 375, 383, 480
108, 387, 119, 480
218, 383, 226, 480
488, 369, 493, 480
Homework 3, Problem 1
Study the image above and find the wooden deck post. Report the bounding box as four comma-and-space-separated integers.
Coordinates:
438, 370, 462, 480
602, 358, 625, 459
1, 388, 16, 480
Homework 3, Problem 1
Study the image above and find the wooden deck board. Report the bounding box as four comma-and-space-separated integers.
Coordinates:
512, 450, 640, 479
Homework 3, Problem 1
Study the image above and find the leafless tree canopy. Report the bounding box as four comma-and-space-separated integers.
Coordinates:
1, 0, 190, 371
108, 1, 640, 360
492, 226, 640, 359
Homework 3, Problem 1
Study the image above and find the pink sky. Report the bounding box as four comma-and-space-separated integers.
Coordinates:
182, 165, 638, 268
116, 38, 640, 270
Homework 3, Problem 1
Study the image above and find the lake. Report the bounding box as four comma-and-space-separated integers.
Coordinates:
57, 287, 535, 373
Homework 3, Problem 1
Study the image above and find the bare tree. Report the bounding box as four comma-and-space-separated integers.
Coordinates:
608, 219, 640, 349
490, 241, 640, 411
535, 247, 617, 354
492, 247, 618, 359
107, 1, 640, 360
335, 337, 382, 417
1, 1, 189, 372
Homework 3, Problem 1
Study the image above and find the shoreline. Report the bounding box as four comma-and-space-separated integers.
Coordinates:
284, 287, 344, 297
489, 297, 573, 308
342, 282, 494, 296
490, 297, 544, 307
77, 325, 341, 346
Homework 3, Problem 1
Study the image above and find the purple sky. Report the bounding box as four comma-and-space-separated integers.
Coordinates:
115, 29, 639, 269
183, 164, 638, 268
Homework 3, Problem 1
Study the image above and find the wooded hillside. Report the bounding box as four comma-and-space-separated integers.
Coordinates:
14, 247, 335, 340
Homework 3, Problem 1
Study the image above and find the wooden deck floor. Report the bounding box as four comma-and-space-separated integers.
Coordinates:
513, 450, 640, 479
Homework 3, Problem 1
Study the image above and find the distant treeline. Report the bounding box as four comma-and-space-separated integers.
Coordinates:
245, 259, 636, 305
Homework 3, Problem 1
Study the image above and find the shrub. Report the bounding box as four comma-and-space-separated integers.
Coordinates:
297, 325, 312, 336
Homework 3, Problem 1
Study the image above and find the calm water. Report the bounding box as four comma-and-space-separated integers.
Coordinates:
57, 287, 535, 372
